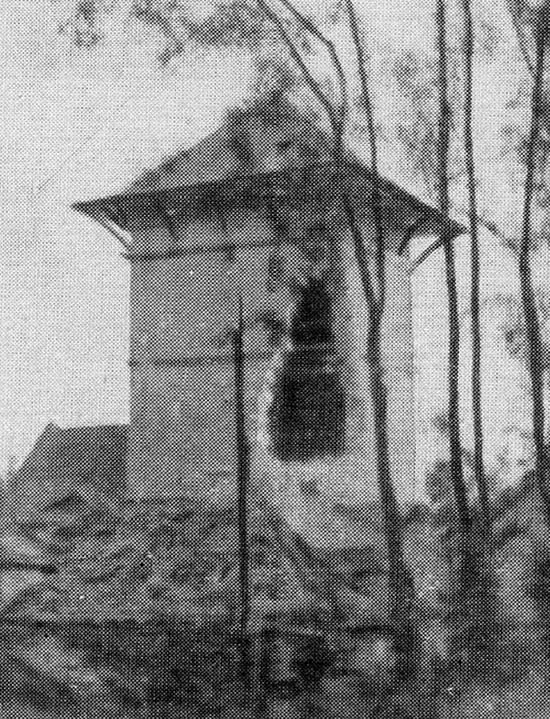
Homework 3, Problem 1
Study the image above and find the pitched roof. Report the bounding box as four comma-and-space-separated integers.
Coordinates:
73, 101, 464, 241
125, 102, 334, 194
10, 424, 127, 523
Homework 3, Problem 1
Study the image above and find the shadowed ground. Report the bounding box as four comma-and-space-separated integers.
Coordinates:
2, 475, 550, 718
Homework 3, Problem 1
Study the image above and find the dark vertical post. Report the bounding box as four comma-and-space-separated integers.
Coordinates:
232, 294, 252, 684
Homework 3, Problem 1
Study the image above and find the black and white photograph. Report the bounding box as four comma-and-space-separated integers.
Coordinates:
1, 1, 550, 716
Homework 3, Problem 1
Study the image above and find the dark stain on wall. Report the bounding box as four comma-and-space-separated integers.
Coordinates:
267, 276, 347, 461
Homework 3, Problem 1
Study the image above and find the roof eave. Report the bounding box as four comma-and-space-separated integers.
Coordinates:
73, 160, 465, 239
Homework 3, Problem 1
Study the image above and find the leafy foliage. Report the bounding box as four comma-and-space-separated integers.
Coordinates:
490, 290, 550, 369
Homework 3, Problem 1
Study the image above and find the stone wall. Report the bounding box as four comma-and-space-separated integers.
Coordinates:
127, 198, 417, 526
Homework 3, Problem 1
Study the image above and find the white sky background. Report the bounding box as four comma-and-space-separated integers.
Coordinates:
0, 0, 548, 497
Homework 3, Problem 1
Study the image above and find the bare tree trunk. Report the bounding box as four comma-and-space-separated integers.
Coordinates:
520, 17, 550, 524
344, 0, 411, 630
460, 0, 491, 536
341, 195, 410, 616
436, 0, 471, 531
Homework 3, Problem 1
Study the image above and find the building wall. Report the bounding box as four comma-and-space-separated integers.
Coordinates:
127, 197, 418, 520
128, 207, 286, 500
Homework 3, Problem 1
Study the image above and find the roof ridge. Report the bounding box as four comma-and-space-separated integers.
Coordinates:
57, 423, 128, 432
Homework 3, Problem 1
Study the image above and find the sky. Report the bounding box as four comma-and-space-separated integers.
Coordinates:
0, 0, 548, 497
0, 1, 253, 467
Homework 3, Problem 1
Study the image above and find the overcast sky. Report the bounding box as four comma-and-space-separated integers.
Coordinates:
0, 0, 548, 498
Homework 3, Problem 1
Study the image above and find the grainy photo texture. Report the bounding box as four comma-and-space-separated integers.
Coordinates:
1, 1, 549, 717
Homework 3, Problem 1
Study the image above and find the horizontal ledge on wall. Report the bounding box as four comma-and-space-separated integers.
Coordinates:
128, 353, 414, 369
123, 236, 355, 262
129, 352, 274, 368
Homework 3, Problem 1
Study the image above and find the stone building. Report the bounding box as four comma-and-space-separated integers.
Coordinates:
4, 100, 467, 626
73, 100, 462, 548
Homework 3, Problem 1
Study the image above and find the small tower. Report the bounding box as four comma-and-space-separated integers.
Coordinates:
74, 102, 461, 542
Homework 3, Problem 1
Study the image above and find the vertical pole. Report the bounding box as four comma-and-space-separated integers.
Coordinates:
232, 294, 251, 685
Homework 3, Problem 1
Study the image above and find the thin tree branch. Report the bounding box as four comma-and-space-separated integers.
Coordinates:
255, 0, 341, 146
275, 0, 348, 125
458, 210, 513, 245
341, 194, 379, 313
506, 0, 536, 76
346, 0, 385, 308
